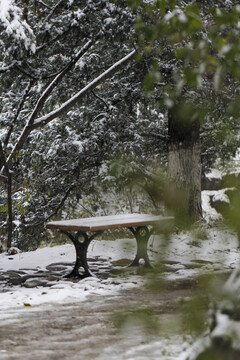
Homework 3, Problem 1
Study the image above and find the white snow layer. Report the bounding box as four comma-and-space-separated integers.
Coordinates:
0, 0, 35, 51
0, 224, 239, 312
0, 189, 240, 359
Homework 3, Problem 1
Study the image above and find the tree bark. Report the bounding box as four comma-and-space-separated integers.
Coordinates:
7, 172, 13, 250
0, 141, 13, 249
167, 102, 202, 221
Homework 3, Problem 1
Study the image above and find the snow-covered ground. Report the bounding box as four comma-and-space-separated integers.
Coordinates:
0, 240, 145, 312
0, 188, 240, 359
0, 221, 239, 312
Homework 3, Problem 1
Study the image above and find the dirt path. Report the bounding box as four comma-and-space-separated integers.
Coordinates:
0, 280, 198, 360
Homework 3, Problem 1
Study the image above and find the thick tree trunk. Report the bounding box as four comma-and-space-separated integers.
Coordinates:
167, 103, 202, 221
168, 141, 202, 219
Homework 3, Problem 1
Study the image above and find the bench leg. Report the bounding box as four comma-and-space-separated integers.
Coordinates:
60, 230, 103, 278
128, 226, 152, 267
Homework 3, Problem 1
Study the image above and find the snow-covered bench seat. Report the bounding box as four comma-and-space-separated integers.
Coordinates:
46, 213, 174, 278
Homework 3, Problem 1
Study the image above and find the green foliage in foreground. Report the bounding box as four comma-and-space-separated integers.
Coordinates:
112, 2, 240, 358
128, 0, 239, 166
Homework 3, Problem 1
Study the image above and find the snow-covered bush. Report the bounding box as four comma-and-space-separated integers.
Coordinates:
0, 0, 35, 51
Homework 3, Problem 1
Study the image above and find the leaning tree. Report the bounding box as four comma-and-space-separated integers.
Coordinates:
0, 0, 169, 250
0, 0, 140, 249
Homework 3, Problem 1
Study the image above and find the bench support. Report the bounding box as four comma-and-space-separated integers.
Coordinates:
60, 226, 153, 278
60, 230, 103, 278
128, 226, 153, 267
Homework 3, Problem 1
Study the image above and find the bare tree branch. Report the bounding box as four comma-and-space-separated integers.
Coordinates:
44, 0, 65, 23
1, 40, 93, 173
0, 49, 135, 176
4, 81, 34, 149
32, 50, 136, 129
141, 132, 169, 141
91, 90, 110, 110
45, 184, 74, 222
36, 0, 52, 9
0, 61, 20, 73
29, 39, 93, 124
15, 65, 39, 80
36, 27, 72, 53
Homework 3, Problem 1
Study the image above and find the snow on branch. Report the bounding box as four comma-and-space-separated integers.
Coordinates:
1, 40, 93, 172
29, 39, 93, 124
0, 49, 136, 176
0, 0, 35, 52
0, 60, 19, 73
32, 49, 136, 129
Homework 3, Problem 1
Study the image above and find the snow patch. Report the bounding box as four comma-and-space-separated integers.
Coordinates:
0, 0, 36, 51
212, 312, 240, 350
202, 191, 222, 223
206, 169, 223, 179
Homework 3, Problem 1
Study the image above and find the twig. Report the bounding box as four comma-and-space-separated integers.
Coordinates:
36, 0, 52, 9
91, 90, 110, 110
141, 132, 169, 141
45, 184, 74, 222
44, 0, 64, 23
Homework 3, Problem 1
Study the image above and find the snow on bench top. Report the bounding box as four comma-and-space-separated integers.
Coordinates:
46, 213, 174, 232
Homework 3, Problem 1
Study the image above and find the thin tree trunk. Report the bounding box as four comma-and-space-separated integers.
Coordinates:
0, 141, 13, 249
7, 172, 13, 249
